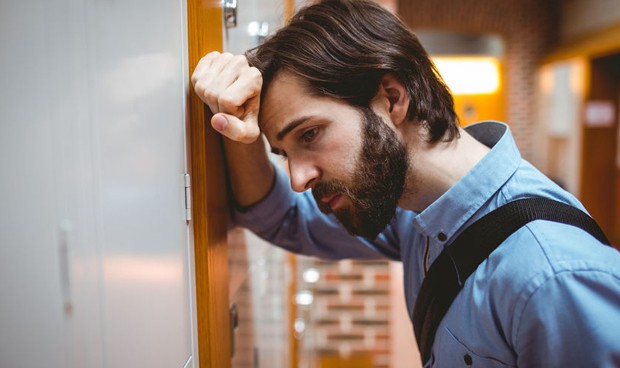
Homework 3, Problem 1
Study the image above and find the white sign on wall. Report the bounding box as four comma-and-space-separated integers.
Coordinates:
585, 100, 616, 128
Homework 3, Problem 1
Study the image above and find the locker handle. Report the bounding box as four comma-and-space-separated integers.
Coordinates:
58, 221, 73, 316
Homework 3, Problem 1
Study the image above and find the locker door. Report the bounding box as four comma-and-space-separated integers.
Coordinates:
1, 0, 196, 367
1, 1, 84, 367
85, 0, 195, 367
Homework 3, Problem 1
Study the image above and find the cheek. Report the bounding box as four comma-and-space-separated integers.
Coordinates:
319, 135, 360, 179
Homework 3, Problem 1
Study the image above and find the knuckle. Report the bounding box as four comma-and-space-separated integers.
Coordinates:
191, 71, 201, 85
247, 66, 262, 81
220, 52, 234, 61
192, 80, 204, 94
192, 83, 201, 97
202, 87, 218, 104
217, 94, 238, 111
232, 54, 248, 66
215, 52, 234, 67
200, 51, 220, 65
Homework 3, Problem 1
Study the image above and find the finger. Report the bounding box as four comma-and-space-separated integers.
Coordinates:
217, 66, 262, 116
202, 52, 235, 80
193, 54, 250, 113
207, 55, 251, 110
191, 51, 220, 86
211, 113, 260, 144
193, 53, 236, 112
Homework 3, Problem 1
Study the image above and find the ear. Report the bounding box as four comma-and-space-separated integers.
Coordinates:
370, 73, 409, 127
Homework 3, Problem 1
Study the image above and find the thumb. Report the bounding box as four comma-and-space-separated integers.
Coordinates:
211, 113, 260, 144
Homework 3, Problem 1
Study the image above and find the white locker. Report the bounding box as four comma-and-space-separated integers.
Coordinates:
0, 0, 196, 367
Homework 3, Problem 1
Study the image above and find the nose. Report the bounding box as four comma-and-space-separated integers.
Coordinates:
288, 157, 320, 192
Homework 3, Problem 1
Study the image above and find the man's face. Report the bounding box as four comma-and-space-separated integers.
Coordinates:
311, 107, 408, 238
261, 72, 409, 239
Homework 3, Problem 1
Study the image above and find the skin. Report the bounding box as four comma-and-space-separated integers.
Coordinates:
262, 73, 410, 238
260, 72, 365, 198
191, 51, 490, 220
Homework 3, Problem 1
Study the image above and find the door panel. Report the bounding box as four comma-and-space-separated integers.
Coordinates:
0, 0, 195, 367
86, 0, 193, 365
1, 1, 84, 366
581, 54, 620, 244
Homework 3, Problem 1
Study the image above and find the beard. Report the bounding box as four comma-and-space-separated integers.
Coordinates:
312, 107, 409, 240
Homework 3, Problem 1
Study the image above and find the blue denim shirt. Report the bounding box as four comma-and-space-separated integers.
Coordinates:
235, 121, 620, 367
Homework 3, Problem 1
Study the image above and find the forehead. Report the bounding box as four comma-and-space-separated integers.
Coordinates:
259, 72, 312, 138
259, 71, 357, 142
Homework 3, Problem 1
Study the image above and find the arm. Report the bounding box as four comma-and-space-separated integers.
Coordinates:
514, 268, 620, 366
234, 164, 402, 260
223, 138, 274, 208
191, 52, 401, 260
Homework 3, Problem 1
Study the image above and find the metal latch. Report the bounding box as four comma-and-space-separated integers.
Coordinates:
230, 303, 239, 357
184, 173, 191, 221
223, 0, 237, 28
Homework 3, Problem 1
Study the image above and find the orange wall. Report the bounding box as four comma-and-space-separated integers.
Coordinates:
453, 91, 505, 126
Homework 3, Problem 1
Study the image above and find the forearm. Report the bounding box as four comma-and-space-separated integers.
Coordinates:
223, 135, 274, 208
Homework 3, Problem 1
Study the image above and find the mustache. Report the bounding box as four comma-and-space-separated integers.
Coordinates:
313, 180, 344, 199
311, 178, 376, 213
312, 179, 349, 213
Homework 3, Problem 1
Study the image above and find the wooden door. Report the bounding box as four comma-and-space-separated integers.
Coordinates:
580, 53, 620, 246
1, 1, 197, 367
186, 1, 232, 367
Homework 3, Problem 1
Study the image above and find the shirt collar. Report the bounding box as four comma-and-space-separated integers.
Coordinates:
412, 121, 522, 243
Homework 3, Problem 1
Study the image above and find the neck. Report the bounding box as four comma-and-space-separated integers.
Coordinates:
398, 127, 490, 212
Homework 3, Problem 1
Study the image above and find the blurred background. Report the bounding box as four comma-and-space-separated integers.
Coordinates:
1, 0, 619, 367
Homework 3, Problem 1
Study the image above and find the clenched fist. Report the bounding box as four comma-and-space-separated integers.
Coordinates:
191, 51, 262, 143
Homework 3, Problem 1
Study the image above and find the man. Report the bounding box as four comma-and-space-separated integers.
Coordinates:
192, 0, 620, 366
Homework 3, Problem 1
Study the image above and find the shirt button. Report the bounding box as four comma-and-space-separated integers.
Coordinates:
463, 354, 473, 365
437, 232, 447, 241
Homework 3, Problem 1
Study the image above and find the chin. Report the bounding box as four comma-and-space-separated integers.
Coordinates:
335, 210, 390, 241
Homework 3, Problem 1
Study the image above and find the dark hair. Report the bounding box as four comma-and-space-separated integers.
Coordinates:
246, 0, 459, 142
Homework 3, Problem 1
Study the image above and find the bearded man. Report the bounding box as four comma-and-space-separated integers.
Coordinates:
191, 0, 620, 366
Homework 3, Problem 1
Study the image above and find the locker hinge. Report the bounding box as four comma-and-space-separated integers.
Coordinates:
184, 173, 192, 221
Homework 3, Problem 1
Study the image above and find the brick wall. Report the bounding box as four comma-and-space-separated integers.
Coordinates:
229, 228, 292, 368
299, 258, 393, 368
398, 0, 560, 163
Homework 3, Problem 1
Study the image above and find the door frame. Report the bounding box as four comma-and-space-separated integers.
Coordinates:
187, 1, 231, 367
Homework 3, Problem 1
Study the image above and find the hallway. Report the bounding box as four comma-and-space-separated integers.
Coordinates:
1, 0, 619, 367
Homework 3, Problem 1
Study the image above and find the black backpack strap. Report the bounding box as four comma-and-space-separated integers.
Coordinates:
412, 197, 611, 365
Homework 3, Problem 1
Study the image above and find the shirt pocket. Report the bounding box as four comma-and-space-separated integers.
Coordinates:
431, 327, 515, 368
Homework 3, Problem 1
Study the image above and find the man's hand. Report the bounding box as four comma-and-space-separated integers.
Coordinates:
191, 51, 262, 143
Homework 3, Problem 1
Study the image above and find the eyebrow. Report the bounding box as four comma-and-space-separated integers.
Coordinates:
276, 116, 312, 141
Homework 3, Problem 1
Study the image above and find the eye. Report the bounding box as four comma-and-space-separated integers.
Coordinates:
300, 127, 319, 144
270, 147, 288, 160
